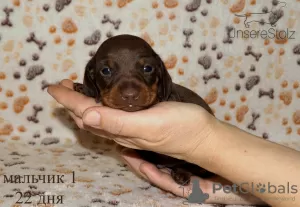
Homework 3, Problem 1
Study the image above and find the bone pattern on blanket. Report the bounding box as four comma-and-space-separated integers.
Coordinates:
0, 0, 300, 207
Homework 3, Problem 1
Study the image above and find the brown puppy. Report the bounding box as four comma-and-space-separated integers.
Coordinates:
74, 34, 215, 186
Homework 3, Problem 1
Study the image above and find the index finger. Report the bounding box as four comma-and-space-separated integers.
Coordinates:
47, 80, 100, 118
58, 79, 75, 90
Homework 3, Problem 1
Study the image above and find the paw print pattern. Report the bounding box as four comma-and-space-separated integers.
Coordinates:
187, 0, 211, 20
203, 70, 220, 84
56, 0, 72, 12
185, 0, 201, 12
197, 43, 224, 84
26, 65, 44, 80
256, 183, 266, 193
84, 30, 101, 45
198, 55, 212, 70
245, 75, 260, 90
0, 1, 299, 206
198, 43, 223, 70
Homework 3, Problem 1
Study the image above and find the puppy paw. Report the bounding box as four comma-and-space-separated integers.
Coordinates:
73, 82, 84, 94
171, 168, 192, 186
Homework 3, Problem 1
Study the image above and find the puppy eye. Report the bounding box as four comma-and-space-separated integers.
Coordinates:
100, 67, 111, 77
143, 65, 153, 74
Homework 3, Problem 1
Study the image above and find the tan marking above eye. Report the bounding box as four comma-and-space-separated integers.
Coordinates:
138, 59, 145, 65
107, 59, 114, 68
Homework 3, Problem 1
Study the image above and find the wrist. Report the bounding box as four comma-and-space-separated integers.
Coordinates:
184, 117, 225, 174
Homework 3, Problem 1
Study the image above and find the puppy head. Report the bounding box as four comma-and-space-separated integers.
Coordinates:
83, 34, 173, 112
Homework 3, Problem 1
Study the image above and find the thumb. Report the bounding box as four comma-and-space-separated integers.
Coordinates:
82, 106, 160, 138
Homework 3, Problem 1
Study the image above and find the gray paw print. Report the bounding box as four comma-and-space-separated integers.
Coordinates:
256, 183, 266, 193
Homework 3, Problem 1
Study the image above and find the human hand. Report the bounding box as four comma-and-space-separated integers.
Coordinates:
48, 79, 267, 206
47, 79, 218, 163
119, 148, 266, 205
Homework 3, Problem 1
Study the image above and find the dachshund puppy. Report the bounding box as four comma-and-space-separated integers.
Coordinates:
74, 34, 215, 186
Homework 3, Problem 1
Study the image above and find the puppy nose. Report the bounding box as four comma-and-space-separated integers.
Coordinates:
121, 87, 140, 102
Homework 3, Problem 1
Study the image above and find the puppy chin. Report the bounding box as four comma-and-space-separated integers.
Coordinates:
121, 106, 145, 112
101, 98, 148, 112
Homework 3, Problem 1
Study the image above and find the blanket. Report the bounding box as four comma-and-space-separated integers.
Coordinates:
0, 0, 300, 206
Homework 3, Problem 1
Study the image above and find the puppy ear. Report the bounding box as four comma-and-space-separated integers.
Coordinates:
157, 57, 173, 101
83, 58, 101, 102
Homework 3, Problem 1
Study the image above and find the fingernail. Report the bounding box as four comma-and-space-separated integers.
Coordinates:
83, 111, 101, 126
